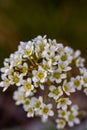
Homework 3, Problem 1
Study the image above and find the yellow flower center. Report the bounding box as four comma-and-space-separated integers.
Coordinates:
53, 89, 60, 95
83, 77, 87, 83
68, 114, 74, 121
60, 64, 66, 70
61, 111, 66, 116
60, 120, 65, 126
60, 99, 67, 105
22, 67, 28, 73
25, 82, 32, 90
35, 101, 41, 108
74, 80, 80, 86
26, 49, 32, 56
37, 72, 45, 79
25, 99, 30, 105
61, 55, 67, 61
53, 72, 61, 79
29, 108, 33, 114
13, 76, 19, 83
43, 107, 49, 114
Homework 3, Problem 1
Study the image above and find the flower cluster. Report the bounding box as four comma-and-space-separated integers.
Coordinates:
0, 35, 87, 129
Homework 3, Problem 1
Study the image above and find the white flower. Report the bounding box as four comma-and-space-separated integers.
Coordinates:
66, 112, 80, 127
76, 57, 85, 67
10, 52, 22, 67
18, 41, 26, 52
63, 80, 75, 95
57, 98, 72, 110
58, 109, 68, 119
56, 119, 66, 129
19, 62, 28, 76
34, 97, 43, 112
32, 66, 47, 83
48, 85, 63, 100
13, 87, 25, 105
0, 61, 12, 75
23, 98, 31, 111
42, 44, 56, 60
3, 68, 14, 77
27, 107, 34, 118
49, 69, 66, 83
22, 78, 34, 97
58, 52, 73, 65
71, 76, 83, 90
34, 36, 48, 57
79, 67, 87, 75
39, 103, 54, 122
42, 59, 53, 72
8, 72, 23, 86
70, 105, 79, 116
64, 46, 74, 56
56, 44, 64, 53
74, 50, 81, 59
58, 63, 71, 72
29, 96, 43, 116
22, 41, 34, 58
0, 77, 11, 92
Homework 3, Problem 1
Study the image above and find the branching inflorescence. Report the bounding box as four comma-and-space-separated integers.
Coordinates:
0, 35, 87, 129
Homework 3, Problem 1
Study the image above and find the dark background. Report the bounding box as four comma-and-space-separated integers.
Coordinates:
0, 0, 87, 129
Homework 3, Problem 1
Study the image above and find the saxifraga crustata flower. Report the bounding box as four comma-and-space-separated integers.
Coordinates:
0, 35, 87, 129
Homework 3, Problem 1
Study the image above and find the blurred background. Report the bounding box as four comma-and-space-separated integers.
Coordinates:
0, 0, 87, 130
